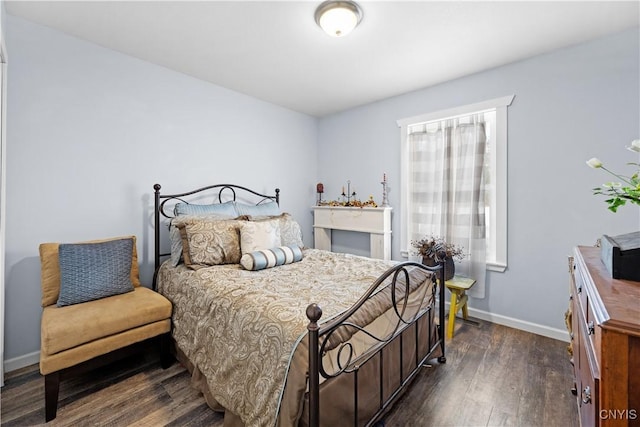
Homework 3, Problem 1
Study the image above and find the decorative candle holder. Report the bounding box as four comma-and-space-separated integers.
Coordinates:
381, 173, 389, 207
341, 180, 357, 206
316, 183, 324, 206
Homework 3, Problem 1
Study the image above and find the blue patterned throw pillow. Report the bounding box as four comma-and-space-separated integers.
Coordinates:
240, 245, 303, 271
57, 238, 135, 307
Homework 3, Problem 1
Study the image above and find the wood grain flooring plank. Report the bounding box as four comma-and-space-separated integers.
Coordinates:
450, 395, 495, 427
464, 323, 509, 407
129, 373, 221, 427
542, 370, 580, 427
486, 327, 532, 418
384, 333, 487, 426
514, 361, 547, 427
164, 402, 224, 427
486, 407, 520, 426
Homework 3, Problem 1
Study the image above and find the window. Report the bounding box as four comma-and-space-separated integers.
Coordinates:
397, 95, 514, 272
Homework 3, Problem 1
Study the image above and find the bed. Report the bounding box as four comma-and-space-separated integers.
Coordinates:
152, 183, 446, 427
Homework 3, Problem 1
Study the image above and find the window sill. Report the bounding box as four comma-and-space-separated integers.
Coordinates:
486, 262, 507, 272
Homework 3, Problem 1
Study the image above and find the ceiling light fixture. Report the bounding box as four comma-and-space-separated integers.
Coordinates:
314, 0, 363, 38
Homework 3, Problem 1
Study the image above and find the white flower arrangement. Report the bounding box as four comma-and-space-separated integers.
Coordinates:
587, 139, 640, 212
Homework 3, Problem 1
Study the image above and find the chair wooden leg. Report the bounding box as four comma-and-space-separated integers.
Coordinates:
44, 371, 60, 422
447, 290, 458, 339
160, 333, 173, 369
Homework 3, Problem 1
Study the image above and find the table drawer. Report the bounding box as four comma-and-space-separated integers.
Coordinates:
574, 263, 589, 319
572, 262, 601, 371
584, 299, 602, 370
578, 314, 600, 427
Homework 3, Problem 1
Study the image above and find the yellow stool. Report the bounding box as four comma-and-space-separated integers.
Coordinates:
445, 275, 477, 339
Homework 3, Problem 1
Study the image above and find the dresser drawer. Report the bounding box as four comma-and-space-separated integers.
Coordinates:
572, 260, 602, 371
575, 294, 601, 427
574, 262, 589, 319
584, 298, 602, 370
577, 325, 599, 427
570, 291, 581, 364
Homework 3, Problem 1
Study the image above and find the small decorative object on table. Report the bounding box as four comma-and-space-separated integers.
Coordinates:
316, 182, 324, 206
600, 232, 640, 281
381, 172, 389, 207
587, 139, 640, 281
340, 180, 357, 206
316, 180, 379, 208
411, 235, 465, 281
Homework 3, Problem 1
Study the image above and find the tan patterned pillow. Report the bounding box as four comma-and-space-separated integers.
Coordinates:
175, 217, 243, 268
239, 219, 281, 254
169, 214, 234, 266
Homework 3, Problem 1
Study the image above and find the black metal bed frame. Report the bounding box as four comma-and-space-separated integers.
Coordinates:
152, 183, 446, 427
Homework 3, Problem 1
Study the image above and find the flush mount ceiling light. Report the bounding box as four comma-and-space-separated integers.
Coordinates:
314, 0, 363, 37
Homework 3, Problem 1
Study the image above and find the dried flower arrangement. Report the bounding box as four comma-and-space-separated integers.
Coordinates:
411, 236, 466, 263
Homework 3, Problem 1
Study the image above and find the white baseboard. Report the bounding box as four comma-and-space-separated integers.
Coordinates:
445, 301, 570, 342
4, 350, 39, 374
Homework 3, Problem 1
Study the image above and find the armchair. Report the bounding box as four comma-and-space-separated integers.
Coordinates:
39, 236, 172, 421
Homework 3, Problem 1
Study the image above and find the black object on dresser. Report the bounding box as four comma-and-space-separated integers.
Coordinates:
600, 232, 640, 282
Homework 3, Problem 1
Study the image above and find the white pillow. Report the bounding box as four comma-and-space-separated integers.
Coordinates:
240, 219, 281, 254
248, 213, 304, 249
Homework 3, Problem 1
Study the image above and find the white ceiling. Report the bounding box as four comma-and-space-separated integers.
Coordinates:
5, 1, 640, 117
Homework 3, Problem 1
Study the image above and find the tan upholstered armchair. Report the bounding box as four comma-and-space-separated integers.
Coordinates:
39, 236, 172, 421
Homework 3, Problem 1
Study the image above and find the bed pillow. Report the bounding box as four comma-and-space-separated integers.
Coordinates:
235, 201, 281, 217
174, 200, 238, 217
239, 219, 281, 254
278, 214, 304, 248
176, 217, 243, 268
169, 214, 235, 266
39, 235, 141, 307
57, 238, 135, 307
250, 213, 304, 249
169, 223, 184, 267
240, 245, 303, 271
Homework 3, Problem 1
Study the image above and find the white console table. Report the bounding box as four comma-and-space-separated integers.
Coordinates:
312, 206, 392, 260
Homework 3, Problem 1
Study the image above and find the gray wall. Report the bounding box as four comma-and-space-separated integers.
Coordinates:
316, 27, 640, 333
4, 15, 318, 361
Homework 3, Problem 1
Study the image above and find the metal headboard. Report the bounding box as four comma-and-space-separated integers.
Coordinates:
152, 183, 280, 287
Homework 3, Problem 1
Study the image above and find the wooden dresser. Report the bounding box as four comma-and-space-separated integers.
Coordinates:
569, 246, 640, 427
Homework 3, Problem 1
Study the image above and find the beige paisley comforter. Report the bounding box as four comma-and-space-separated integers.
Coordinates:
156, 249, 434, 427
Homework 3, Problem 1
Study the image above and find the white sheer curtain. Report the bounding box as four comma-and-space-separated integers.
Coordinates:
407, 114, 487, 298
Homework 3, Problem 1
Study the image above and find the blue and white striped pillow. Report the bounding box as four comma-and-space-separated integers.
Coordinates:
240, 245, 303, 271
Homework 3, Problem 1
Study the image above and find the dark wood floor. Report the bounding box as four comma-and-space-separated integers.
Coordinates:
1, 319, 579, 427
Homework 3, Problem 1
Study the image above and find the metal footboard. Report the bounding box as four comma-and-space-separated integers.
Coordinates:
306, 261, 446, 427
